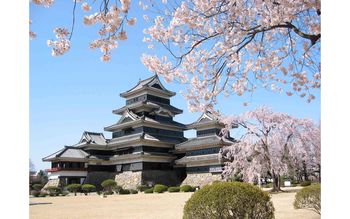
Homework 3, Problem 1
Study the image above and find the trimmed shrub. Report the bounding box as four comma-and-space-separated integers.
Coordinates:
262, 183, 273, 188
39, 191, 47, 197
101, 179, 117, 194
114, 185, 123, 194
294, 184, 320, 214
144, 188, 154, 194
129, 189, 138, 194
300, 181, 312, 187
61, 191, 69, 196
119, 189, 131, 195
33, 184, 44, 191
183, 182, 274, 219
82, 184, 96, 194
180, 185, 195, 192
137, 185, 150, 192
168, 187, 180, 193
31, 190, 40, 197
153, 184, 168, 193
45, 186, 62, 196
66, 184, 81, 196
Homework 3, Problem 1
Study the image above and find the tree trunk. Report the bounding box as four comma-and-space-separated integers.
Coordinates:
318, 164, 321, 183
271, 173, 283, 192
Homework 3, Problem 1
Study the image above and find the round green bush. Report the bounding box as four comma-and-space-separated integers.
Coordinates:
137, 185, 150, 192
183, 182, 274, 219
32, 184, 44, 191
82, 184, 96, 194
101, 179, 117, 194
129, 189, 138, 194
119, 188, 131, 195
31, 190, 40, 197
66, 184, 81, 196
153, 184, 168, 193
45, 186, 62, 196
144, 188, 154, 194
180, 185, 195, 192
39, 192, 47, 197
294, 184, 320, 214
300, 181, 312, 187
168, 187, 180, 193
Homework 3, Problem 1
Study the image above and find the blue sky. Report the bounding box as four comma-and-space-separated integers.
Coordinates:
29, 1, 320, 170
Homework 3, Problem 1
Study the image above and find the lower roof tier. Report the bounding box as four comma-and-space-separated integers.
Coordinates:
107, 132, 186, 148
175, 154, 222, 166
174, 134, 234, 152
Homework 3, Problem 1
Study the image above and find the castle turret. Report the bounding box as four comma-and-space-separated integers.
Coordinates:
174, 111, 236, 187
104, 74, 187, 188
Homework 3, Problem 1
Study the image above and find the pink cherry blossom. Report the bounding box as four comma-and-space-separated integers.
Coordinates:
47, 28, 71, 56
140, 0, 320, 109
220, 106, 320, 191
81, 2, 91, 12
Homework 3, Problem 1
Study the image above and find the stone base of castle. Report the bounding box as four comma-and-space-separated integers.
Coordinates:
181, 172, 223, 188
115, 170, 185, 189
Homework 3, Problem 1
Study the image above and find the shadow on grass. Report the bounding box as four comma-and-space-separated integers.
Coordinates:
30, 202, 52, 206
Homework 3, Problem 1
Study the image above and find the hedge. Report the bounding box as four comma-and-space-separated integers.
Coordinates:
300, 181, 312, 187
119, 189, 131, 195
168, 187, 180, 193
180, 185, 195, 192
294, 184, 320, 214
144, 188, 154, 194
129, 189, 138, 194
153, 184, 168, 193
137, 185, 150, 192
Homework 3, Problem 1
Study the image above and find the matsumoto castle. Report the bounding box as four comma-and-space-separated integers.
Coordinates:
43, 74, 236, 189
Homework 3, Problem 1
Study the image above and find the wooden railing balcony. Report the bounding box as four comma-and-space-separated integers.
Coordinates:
45, 167, 87, 172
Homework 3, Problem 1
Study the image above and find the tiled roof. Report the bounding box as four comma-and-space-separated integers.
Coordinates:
113, 101, 183, 115
120, 74, 175, 97
79, 131, 107, 145
187, 111, 224, 129
43, 146, 89, 161
175, 135, 234, 151
175, 154, 220, 164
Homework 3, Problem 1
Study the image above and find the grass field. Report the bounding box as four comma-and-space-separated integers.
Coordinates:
30, 188, 320, 219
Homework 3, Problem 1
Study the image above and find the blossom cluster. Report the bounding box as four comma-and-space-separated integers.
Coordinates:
47, 28, 71, 56
141, 0, 321, 111
32, 0, 54, 8
82, 3, 136, 61
31, 0, 136, 61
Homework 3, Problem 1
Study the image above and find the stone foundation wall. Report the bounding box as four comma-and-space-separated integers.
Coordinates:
43, 178, 63, 189
115, 170, 185, 189
115, 171, 142, 189
181, 172, 223, 187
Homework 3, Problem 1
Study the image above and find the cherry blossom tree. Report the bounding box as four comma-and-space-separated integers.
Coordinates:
30, 0, 320, 105
219, 106, 320, 192
141, 0, 320, 109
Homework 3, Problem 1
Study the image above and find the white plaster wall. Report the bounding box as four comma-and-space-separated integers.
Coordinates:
48, 171, 88, 179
